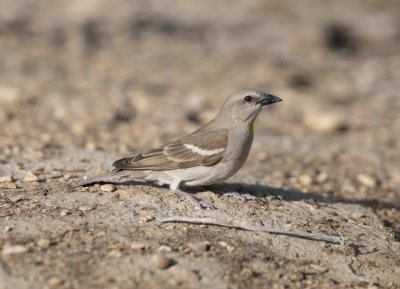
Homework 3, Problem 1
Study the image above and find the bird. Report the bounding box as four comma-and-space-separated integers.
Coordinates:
75, 88, 282, 208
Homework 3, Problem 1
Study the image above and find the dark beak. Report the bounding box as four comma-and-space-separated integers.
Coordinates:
257, 94, 283, 106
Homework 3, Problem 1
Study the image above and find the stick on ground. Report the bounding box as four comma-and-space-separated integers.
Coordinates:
159, 216, 344, 244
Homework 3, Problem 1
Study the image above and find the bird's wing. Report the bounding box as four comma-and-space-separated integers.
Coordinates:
112, 129, 228, 171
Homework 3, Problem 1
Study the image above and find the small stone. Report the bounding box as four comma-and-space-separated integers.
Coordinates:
60, 209, 70, 216
37, 238, 50, 249
156, 245, 172, 253
47, 277, 63, 287
24, 171, 38, 182
218, 241, 235, 252
304, 108, 346, 133
2, 244, 28, 255
316, 172, 328, 184
100, 184, 115, 192
8, 195, 24, 202
308, 264, 328, 273
351, 212, 367, 219
118, 190, 131, 199
108, 250, 123, 258
343, 183, 356, 193
298, 174, 312, 186
4, 226, 12, 232
130, 242, 149, 251
139, 215, 155, 223
187, 241, 210, 255
153, 254, 174, 269
79, 204, 94, 211
84, 141, 97, 150
49, 172, 63, 179
0, 175, 13, 183
37, 175, 47, 182
240, 268, 253, 278
356, 174, 376, 188
0, 182, 17, 189
0, 84, 19, 105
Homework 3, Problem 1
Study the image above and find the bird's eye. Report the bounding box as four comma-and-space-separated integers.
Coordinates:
244, 95, 252, 102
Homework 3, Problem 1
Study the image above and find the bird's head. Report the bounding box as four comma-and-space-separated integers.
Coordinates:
218, 88, 282, 123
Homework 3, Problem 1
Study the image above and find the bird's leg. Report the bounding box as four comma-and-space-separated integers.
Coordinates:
169, 179, 214, 209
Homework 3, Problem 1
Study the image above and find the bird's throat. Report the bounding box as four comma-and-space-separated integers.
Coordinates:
248, 122, 254, 135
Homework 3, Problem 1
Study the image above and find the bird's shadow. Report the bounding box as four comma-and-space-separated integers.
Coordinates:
211, 182, 400, 211
102, 179, 400, 211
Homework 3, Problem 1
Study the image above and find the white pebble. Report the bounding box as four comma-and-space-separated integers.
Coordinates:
24, 171, 38, 182
100, 184, 115, 192
2, 244, 28, 255
37, 238, 50, 249
0, 175, 13, 183
79, 204, 94, 211
356, 174, 376, 188
298, 174, 312, 186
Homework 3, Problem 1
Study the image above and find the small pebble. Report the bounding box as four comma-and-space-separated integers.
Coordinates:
49, 172, 63, 179
131, 242, 149, 251
60, 209, 70, 216
356, 174, 376, 188
79, 204, 94, 211
8, 195, 24, 202
298, 174, 312, 186
0, 182, 17, 189
240, 268, 253, 278
100, 184, 115, 192
108, 250, 123, 258
153, 254, 174, 269
351, 212, 367, 219
343, 184, 356, 193
308, 264, 328, 273
304, 109, 346, 133
316, 172, 328, 184
187, 241, 210, 255
2, 244, 28, 255
157, 245, 172, 253
47, 277, 63, 287
0, 175, 13, 183
4, 226, 12, 232
24, 171, 38, 182
139, 215, 155, 223
218, 241, 235, 252
37, 175, 47, 182
37, 238, 50, 249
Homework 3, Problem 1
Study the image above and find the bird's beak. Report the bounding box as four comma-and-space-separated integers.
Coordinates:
256, 94, 283, 106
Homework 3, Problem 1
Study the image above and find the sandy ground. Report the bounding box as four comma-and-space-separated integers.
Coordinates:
0, 0, 400, 288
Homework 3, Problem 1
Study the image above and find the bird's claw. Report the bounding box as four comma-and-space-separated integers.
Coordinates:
172, 189, 215, 209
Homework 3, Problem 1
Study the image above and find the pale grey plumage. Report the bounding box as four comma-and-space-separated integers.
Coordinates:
75, 89, 282, 207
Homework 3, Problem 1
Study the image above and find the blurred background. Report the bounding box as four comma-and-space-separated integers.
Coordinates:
0, 0, 399, 204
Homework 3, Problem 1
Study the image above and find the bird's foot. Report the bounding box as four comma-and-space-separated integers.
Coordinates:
224, 192, 260, 202
173, 189, 215, 209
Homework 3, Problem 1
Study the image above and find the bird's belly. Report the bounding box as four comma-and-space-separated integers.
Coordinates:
165, 161, 238, 187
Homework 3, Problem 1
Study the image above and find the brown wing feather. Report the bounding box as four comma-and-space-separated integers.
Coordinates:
112, 130, 228, 171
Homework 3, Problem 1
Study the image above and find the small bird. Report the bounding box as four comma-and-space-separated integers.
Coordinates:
75, 89, 282, 208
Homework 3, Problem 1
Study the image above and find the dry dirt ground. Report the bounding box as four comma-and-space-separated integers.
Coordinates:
0, 0, 400, 288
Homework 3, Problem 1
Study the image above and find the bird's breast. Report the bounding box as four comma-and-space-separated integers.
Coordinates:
223, 126, 254, 171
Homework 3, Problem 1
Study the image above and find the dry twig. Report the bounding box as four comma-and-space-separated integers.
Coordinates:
159, 216, 344, 244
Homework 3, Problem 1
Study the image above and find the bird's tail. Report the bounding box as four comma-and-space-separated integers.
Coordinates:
72, 170, 134, 188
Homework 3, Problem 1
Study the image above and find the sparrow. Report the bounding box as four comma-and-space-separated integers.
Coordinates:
75, 89, 282, 208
